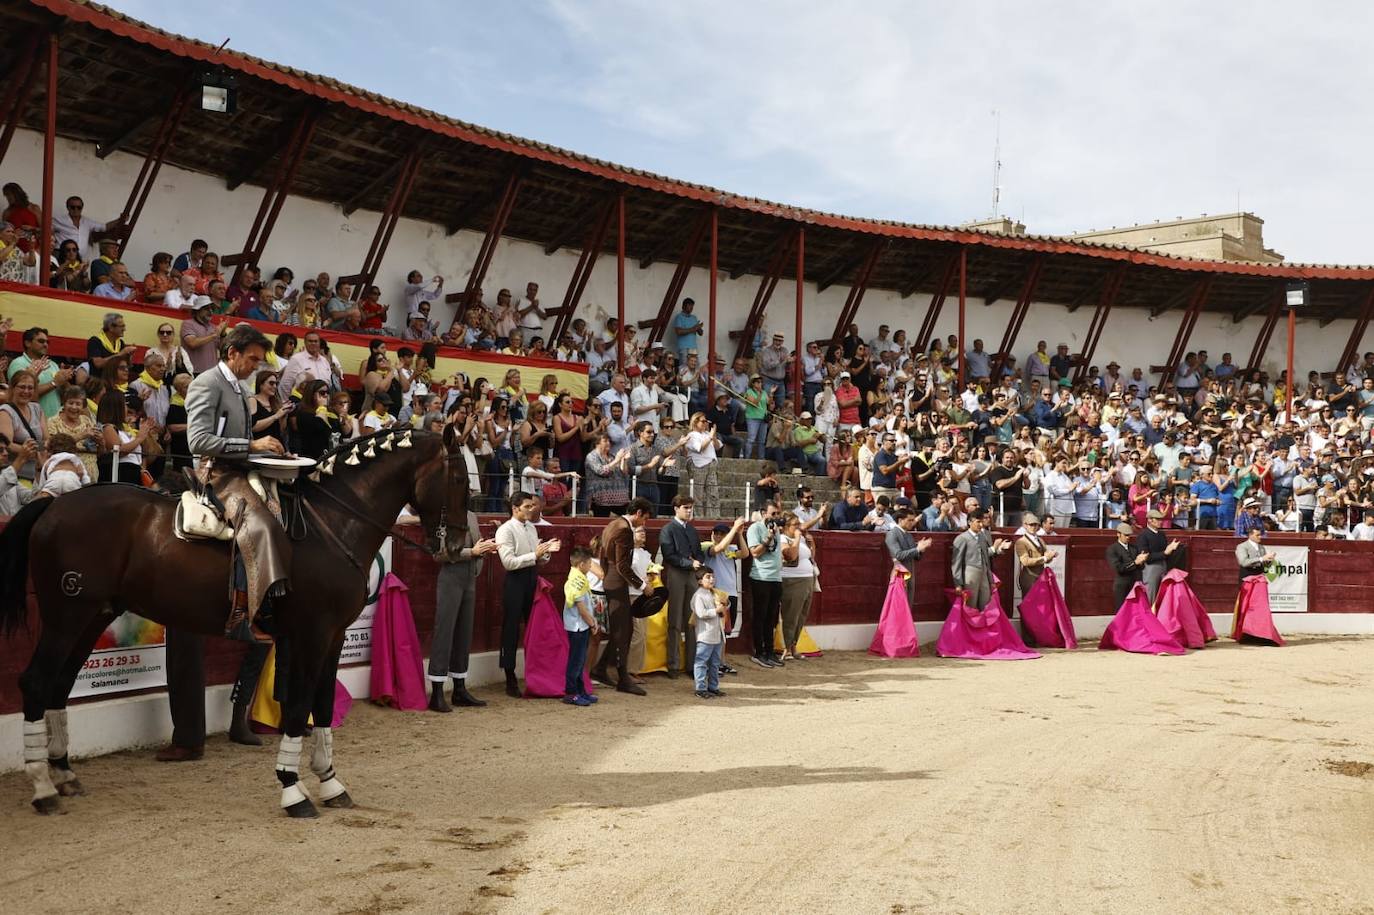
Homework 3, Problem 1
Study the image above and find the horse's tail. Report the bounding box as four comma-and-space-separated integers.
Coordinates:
0, 498, 55, 636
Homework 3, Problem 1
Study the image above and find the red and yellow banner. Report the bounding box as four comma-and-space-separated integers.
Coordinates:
0, 282, 588, 399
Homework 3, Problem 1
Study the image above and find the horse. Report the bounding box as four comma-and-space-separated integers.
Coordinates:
0, 427, 468, 817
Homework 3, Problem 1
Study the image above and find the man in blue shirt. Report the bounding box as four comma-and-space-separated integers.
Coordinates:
1235, 499, 1266, 537
746, 502, 784, 668
672, 297, 702, 359
1189, 466, 1220, 530
964, 339, 991, 381
829, 487, 874, 531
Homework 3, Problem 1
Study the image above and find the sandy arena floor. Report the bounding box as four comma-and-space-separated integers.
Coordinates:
2, 638, 1373, 914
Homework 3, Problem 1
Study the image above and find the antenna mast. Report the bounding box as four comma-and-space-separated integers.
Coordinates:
991, 109, 1002, 218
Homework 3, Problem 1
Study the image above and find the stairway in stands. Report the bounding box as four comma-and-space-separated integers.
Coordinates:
693, 457, 846, 520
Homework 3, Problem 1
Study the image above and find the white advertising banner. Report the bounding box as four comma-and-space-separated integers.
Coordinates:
340, 537, 393, 665
1265, 545, 1309, 613
70, 614, 166, 698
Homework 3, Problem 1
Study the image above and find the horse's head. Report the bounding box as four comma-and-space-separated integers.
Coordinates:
410, 427, 471, 554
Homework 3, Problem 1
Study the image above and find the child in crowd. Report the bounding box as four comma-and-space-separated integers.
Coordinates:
691, 568, 726, 699
562, 547, 600, 708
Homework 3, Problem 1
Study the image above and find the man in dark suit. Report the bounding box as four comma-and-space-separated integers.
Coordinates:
593, 496, 655, 695
1106, 522, 1147, 611
659, 494, 705, 678
1136, 509, 1179, 604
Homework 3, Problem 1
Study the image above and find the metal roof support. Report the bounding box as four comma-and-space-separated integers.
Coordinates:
0, 28, 43, 167
827, 239, 884, 344
1243, 287, 1284, 371
1073, 266, 1127, 382
990, 256, 1046, 378
38, 33, 56, 287
116, 80, 193, 256
732, 229, 797, 362
707, 206, 718, 401
548, 194, 616, 343
459, 167, 523, 309
1157, 278, 1212, 383
793, 227, 805, 402
913, 254, 958, 353
226, 104, 322, 281
957, 245, 967, 388
1336, 285, 1374, 376
342, 146, 423, 298
616, 191, 626, 370
642, 208, 711, 348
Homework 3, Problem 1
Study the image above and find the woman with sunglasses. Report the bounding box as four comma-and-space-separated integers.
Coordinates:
293, 380, 338, 460
49, 239, 89, 292
286, 293, 321, 328
149, 321, 190, 379
251, 371, 292, 444
483, 398, 516, 512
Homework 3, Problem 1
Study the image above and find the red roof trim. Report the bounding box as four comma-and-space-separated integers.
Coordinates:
30, 1, 1374, 284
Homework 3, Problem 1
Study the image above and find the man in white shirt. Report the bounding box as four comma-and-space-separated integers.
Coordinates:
403, 271, 444, 314
516, 281, 546, 341
163, 273, 198, 310
596, 373, 631, 417
279, 330, 335, 395
629, 368, 667, 430
51, 195, 120, 254
495, 492, 559, 697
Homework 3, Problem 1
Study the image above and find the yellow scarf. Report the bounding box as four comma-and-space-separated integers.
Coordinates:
86, 398, 99, 415
171, 393, 186, 407
316, 405, 339, 421
114, 382, 128, 393
136, 370, 162, 390
1034, 350, 1050, 365
121, 422, 136, 434
367, 410, 388, 423
266, 351, 279, 369
98, 332, 123, 355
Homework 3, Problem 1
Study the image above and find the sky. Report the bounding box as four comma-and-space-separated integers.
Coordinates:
108, 0, 1374, 265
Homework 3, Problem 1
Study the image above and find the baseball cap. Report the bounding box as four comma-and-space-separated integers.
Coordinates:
712, 523, 731, 534
839, 371, 851, 379
800, 411, 813, 420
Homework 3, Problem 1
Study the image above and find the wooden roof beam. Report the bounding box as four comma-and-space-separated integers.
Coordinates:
729, 228, 791, 279
1149, 282, 1200, 318
976, 263, 1030, 307
340, 155, 404, 216
224, 102, 326, 191
816, 245, 869, 294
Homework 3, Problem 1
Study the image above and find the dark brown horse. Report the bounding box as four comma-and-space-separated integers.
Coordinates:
0, 427, 467, 816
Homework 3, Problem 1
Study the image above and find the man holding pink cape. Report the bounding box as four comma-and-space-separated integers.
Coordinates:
871, 508, 932, 658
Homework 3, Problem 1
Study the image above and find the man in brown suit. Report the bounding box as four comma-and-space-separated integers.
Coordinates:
593, 497, 656, 695
1014, 513, 1057, 604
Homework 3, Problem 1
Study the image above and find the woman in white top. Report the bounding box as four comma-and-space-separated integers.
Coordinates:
482, 398, 516, 512
0, 369, 46, 486
684, 412, 722, 519
814, 378, 838, 437
95, 390, 153, 484
778, 512, 817, 661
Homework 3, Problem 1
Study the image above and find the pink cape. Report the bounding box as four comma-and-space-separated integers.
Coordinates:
1018, 568, 1078, 649
936, 585, 1040, 660
868, 566, 920, 658
1098, 583, 1186, 655
523, 577, 595, 698
1232, 575, 1285, 646
1154, 569, 1217, 649
368, 572, 429, 710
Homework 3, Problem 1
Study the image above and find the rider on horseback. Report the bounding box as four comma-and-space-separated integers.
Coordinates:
185, 323, 291, 641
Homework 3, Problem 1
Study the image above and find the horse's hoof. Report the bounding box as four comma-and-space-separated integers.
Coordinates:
322, 791, 353, 809
284, 798, 319, 819
56, 779, 85, 797
31, 795, 62, 815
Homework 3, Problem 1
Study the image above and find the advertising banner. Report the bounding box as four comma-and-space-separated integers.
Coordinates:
70, 614, 166, 698
340, 538, 393, 665
1265, 545, 1309, 613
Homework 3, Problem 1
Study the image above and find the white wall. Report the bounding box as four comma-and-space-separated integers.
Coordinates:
4, 128, 1357, 379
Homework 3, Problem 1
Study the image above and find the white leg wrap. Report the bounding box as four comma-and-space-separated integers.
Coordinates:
45, 709, 70, 761
280, 782, 308, 809
318, 776, 347, 802
275, 735, 304, 774
309, 727, 333, 778
23, 721, 57, 800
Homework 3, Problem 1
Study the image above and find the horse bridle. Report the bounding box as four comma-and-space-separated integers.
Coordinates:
296, 448, 468, 573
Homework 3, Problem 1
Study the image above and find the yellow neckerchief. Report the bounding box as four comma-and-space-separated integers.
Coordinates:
367, 409, 389, 422
291, 386, 304, 400
114, 382, 128, 393
410, 414, 423, 429
136, 370, 162, 390
120, 422, 136, 434
99, 255, 114, 266
86, 398, 99, 415
171, 393, 186, 407
1034, 350, 1050, 365
98, 331, 122, 354
316, 405, 339, 421
265, 350, 280, 368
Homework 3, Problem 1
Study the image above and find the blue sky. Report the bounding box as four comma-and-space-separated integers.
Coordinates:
109, 0, 1374, 264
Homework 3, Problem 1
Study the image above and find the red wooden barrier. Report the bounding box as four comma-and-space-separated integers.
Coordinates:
2, 520, 1372, 716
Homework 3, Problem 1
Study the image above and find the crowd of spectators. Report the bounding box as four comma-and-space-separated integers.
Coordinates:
3, 182, 1374, 536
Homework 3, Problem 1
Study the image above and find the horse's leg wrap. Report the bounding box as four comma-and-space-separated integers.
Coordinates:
275, 735, 309, 809
24, 719, 59, 812
44, 709, 82, 796
310, 727, 343, 800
